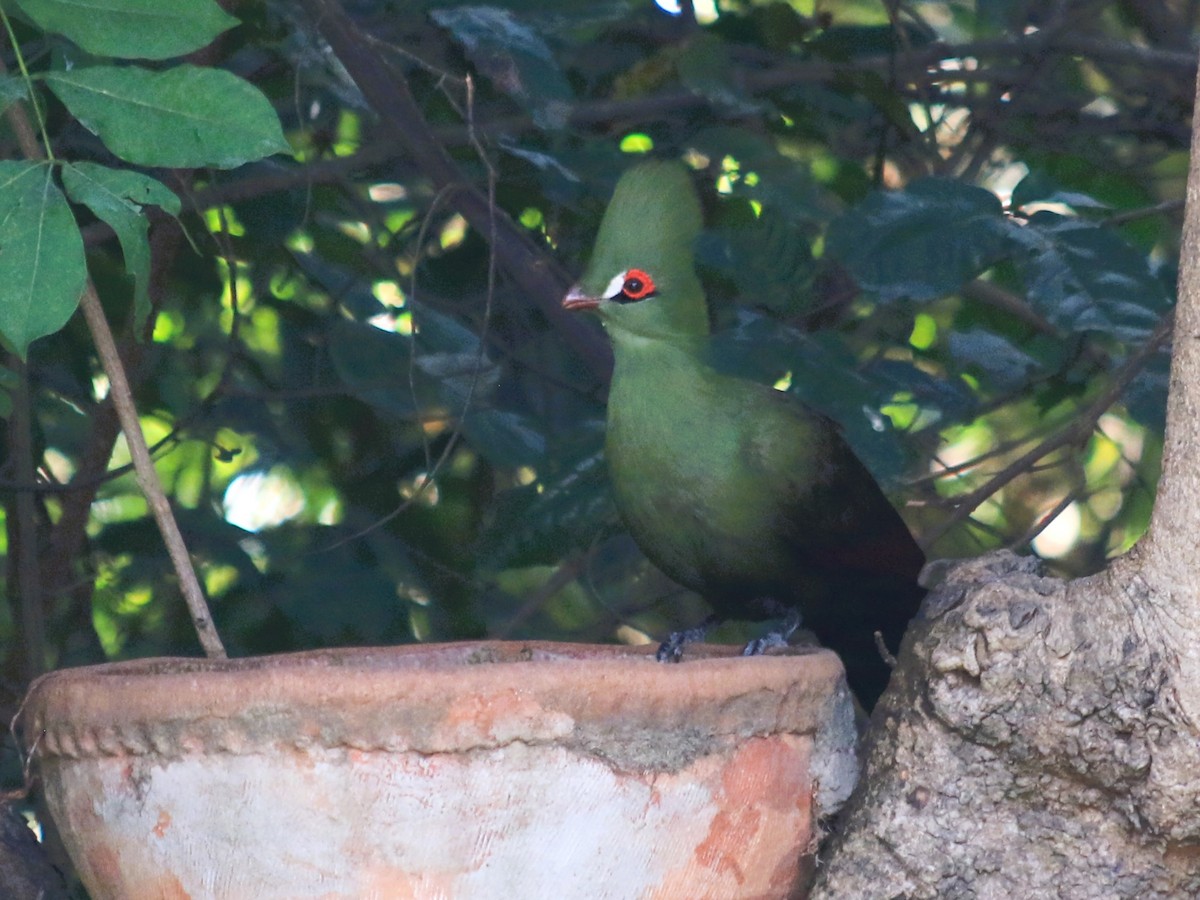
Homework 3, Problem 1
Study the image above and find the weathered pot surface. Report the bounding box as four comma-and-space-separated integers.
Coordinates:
22, 641, 859, 899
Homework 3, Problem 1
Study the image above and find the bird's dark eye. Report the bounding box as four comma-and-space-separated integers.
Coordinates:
620, 268, 656, 301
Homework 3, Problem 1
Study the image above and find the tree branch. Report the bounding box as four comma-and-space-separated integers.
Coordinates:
1130, 60, 1200, 657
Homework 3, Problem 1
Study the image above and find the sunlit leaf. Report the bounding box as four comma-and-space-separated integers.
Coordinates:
689, 127, 839, 223
293, 252, 386, 320
865, 358, 978, 422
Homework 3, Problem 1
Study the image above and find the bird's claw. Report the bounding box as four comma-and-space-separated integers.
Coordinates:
656, 615, 722, 663
656, 634, 686, 663
742, 632, 789, 656
741, 607, 803, 657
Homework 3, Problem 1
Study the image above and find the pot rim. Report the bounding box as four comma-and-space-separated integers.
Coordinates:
21, 641, 849, 771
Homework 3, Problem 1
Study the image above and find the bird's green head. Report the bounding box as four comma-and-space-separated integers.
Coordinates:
563, 161, 708, 339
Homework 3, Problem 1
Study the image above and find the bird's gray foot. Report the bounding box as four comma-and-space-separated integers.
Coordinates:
656, 614, 722, 662
742, 607, 802, 656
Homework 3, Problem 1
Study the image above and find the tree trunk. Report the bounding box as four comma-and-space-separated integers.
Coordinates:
814, 64, 1200, 898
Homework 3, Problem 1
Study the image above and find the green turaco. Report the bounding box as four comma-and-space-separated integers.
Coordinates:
563, 160, 924, 706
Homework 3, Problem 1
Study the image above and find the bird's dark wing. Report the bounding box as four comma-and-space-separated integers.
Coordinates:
739, 384, 925, 583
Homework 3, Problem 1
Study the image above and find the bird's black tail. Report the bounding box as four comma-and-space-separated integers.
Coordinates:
804, 574, 924, 710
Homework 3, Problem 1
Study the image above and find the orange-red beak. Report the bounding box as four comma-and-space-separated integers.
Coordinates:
562, 285, 600, 311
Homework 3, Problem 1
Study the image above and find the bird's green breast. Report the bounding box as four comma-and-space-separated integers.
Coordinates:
604, 330, 822, 596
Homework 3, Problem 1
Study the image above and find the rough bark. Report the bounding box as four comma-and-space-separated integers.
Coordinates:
815, 58, 1200, 900
815, 552, 1200, 897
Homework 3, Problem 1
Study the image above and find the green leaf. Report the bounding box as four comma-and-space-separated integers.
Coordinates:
43, 66, 290, 168
432, 6, 573, 130
1011, 171, 1110, 212
61, 161, 180, 215
459, 408, 546, 468
0, 364, 17, 417
61, 162, 179, 331
1014, 212, 1170, 342
1124, 349, 1168, 432
947, 328, 1042, 391
267, 542, 403, 642
827, 178, 1014, 302
833, 69, 921, 139
810, 23, 933, 60
475, 0, 635, 36
0, 161, 87, 357
408, 307, 547, 466
328, 320, 417, 417
14, 0, 238, 60
975, 0, 1029, 32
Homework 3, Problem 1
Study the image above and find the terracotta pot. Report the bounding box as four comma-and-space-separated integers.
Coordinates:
21, 641, 858, 899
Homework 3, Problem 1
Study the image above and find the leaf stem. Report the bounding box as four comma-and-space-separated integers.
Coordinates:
0, 10, 53, 160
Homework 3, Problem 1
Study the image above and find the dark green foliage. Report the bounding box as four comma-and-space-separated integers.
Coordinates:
0, 0, 1178, 710
827, 179, 1012, 302
478, 423, 615, 570
1015, 212, 1170, 342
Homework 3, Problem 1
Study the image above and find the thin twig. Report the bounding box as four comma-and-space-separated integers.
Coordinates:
76, 287, 226, 657
874, 630, 898, 668
493, 552, 591, 639
1013, 481, 1083, 551
1106, 198, 1186, 226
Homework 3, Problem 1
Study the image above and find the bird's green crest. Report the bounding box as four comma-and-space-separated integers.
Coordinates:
578, 161, 708, 338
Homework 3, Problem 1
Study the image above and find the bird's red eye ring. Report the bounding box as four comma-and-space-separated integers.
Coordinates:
621, 269, 656, 301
